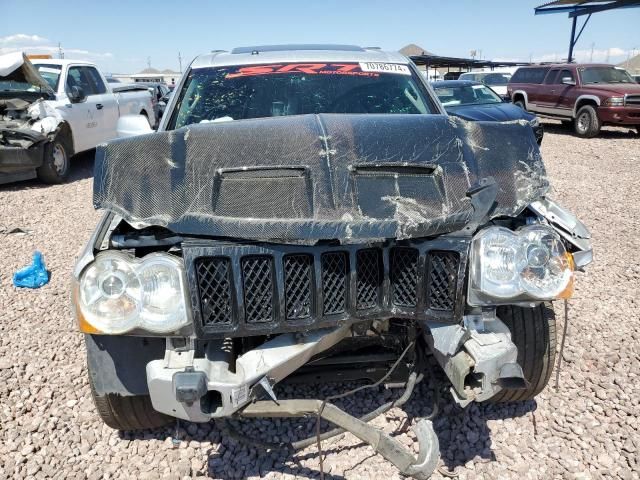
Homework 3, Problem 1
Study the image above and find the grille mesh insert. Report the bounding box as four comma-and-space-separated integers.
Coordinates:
356, 249, 382, 310
195, 257, 233, 326
241, 256, 274, 323
391, 248, 419, 307
427, 251, 459, 311
284, 254, 313, 321
321, 252, 347, 315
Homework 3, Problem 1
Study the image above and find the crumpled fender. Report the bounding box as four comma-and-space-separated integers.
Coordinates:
27, 100, 64, 137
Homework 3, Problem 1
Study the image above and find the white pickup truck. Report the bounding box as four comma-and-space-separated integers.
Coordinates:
0, 52, 155, 184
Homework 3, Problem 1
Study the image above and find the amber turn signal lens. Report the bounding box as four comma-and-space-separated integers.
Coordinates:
71, 283, 102, 334
558, 253, 575, 300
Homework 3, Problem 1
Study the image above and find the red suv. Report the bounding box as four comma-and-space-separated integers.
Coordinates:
507, 64, 640, 138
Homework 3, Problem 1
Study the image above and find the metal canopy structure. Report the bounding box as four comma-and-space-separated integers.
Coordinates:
535, 0, 640, 63
410, 54, 530, 71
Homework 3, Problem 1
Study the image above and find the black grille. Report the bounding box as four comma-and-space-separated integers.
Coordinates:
284, 254, 313, 321
625, 95, 640, 106
241, 256, 274, 323
187, 240, 466, 338
321, 252, 347, 315
427, 251, 459, 311
356, 249, 382, 310
391, 248, 419, 307
195, 257, 233, 326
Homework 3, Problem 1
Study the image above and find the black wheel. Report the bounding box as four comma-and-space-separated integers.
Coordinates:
88, 365, 172, 431
36, 130, 72, 183
489, 303, 556, 402
574, 105, 601, 138
513, 99, 526, 111
561, 119, 575, 129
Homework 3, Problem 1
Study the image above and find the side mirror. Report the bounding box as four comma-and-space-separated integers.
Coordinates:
561, 77, 576, 86
116, 114, 153, 138
68, 86, 86, 103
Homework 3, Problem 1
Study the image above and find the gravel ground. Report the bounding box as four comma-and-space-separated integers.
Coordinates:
0, 122, 639, 480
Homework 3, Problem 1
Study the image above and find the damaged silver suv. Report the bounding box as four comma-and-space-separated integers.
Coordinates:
72, 45, 592, 479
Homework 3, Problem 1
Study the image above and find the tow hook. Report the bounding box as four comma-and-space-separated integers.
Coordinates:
240, 399, 440, 479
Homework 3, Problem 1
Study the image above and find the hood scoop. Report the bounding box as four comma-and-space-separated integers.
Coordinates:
212, 167, 313, 219
352, 164, 446, 220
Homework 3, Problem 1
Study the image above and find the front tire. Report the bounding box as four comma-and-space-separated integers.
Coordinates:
88, 364, 172, 431
574, 105, 601, 138
513, 99, 526, 111
489, 303, 556, 402
36, 130, 72, 183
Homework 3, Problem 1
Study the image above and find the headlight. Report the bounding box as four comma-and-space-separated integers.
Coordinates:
77, 251, 190, 334
529, 117, 540, 128
469, 225, 573, 305
603, 97, 624, 107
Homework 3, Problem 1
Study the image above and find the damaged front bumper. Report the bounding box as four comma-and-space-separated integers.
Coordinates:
0, 128, 47, 183
147, 324, 352, 421
426, 312, 525, 406
145, 312, 527, 423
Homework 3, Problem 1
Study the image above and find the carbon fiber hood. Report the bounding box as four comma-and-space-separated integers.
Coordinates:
93, 114, 548, 241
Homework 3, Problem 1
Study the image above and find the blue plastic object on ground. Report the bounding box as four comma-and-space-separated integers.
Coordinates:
13, 251, 49, 288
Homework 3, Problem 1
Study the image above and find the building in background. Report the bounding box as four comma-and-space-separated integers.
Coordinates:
111, 67, 181, 86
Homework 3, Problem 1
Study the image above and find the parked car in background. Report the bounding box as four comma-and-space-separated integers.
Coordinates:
105, 76, 121, 84
120, 81, 170, 127
508, 63, 640, 137
432, 80, 543, 144
458, 71, 512, 99
0, 52, 155, 184
443, 71, 463, 80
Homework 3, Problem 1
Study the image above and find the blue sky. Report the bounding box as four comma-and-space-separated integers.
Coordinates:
2, 0, 638, 74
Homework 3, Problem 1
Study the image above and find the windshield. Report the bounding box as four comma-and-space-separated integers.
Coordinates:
482, 73, 511, 86
34, 64, 62, 91
434, 84, 502, 107
458, 73, 510, 86
168, 62, 437, 129
580, 67, 634, 84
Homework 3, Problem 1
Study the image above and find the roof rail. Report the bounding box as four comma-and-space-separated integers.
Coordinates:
230, 44, 365, 54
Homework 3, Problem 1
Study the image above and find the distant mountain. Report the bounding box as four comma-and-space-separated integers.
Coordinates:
618, 54, 640, 74
399, 44, 434, 57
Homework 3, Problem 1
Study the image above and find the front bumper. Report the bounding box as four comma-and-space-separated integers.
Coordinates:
597, 105, 640, 125
145, 310, 527, 421
146, 324, 351, 421
0, 143, 44, 184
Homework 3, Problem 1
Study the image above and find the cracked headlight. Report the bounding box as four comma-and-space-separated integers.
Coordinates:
76, 251, 190, 334
469, 225, 573, 305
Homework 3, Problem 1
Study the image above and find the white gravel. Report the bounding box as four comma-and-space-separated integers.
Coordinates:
0, 123, 639, 479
